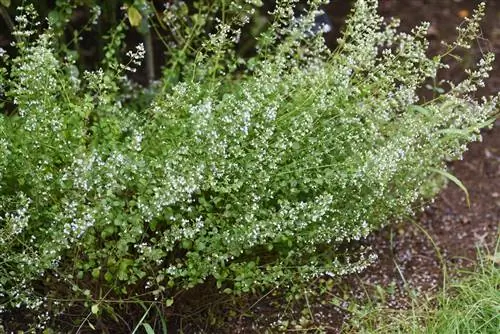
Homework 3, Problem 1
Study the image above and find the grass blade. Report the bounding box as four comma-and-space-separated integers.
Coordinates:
132, 303, 153, 334
430, 168, 470, 208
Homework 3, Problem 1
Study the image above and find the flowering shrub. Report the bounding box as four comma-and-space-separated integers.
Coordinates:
0, 0, 498, 329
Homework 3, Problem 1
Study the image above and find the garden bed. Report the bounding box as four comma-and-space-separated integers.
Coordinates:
0, 1, 498, 332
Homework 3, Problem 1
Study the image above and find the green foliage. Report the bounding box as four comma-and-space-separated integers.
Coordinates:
344, 236, 500, 333
0, 0, 498, 330
426, 252, 500, 334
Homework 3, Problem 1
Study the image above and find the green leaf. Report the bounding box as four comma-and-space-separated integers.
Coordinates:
104, 271, 113, 282
177, 2, 189, 16
181, 239, 193, 249
408, 104, 430, 115
166, 298, 174, 307
0, 0, 11, 7
91, 304, 99, 314
430, 168, 470, 207
143, 323, 155, 334
127, 6, 142, 27
195, 241, 205, 251
91, 267, 100, 279
132, 303, 153, 334
102, 225, 116, 238
149, 219, 158, 231
117, 259, 134, 281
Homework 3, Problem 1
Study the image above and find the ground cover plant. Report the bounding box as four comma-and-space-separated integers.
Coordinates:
0, 0, 499, 331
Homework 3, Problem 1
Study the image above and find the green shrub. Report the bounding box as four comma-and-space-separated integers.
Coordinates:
0, 0, 498, 329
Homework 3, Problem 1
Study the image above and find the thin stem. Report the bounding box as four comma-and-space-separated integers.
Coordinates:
144, 25, 155, 83
0, 6, 15, 33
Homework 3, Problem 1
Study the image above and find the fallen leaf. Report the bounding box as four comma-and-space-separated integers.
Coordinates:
458, 9, 469, 18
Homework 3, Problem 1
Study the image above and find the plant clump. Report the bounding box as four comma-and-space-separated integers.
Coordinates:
0, 0, 498, 330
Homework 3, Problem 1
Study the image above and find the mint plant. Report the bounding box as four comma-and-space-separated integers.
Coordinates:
0, 0, 498, 329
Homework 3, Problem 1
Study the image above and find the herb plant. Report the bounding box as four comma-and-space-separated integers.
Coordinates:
0, 0, 497, 330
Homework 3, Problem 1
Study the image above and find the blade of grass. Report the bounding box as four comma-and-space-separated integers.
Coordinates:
132, 302, 153, 334
430, 168, 470, 208
154, 303, 169, 334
